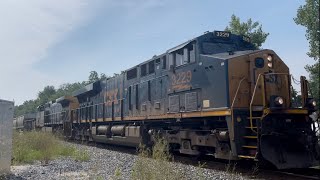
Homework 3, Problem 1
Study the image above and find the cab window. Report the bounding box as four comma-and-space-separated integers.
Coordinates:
127, 68, 137, 80
141, 64, 147, 77
169, 43, 196, 67
148, 60, 155, 74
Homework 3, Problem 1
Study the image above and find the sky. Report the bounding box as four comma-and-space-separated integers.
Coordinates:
0, 0, 316, 105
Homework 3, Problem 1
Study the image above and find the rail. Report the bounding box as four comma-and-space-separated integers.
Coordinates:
249, 74, 264, 133
230, 77, 246, 140
249, 73, 291, 133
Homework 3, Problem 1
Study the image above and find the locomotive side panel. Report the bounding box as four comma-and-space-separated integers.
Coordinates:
198, 56, 229, 109
124, 67, 139, 119
149, 58, 167, 117
227, 55, 250, 108
106, 77, 114, 120
96, 80, 106, 122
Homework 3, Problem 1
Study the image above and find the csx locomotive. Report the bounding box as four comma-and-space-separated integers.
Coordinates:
33, 31, 319, 169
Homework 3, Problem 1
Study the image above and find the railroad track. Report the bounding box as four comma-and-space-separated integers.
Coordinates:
69, 140, 320, 179
269, 168, 320, 180
174, 154, 320, 180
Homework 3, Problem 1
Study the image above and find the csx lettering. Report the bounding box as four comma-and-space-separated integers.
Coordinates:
105, 89, 118, 105
266, 75, 277, 83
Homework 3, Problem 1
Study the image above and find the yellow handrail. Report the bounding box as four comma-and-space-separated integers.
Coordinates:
249, 73, 290, 133
230, 77, 246, 140
249, 74, 263, 133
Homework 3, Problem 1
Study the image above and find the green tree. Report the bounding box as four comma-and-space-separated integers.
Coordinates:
294, 0, 319, 103
291, 88, 302, 107
225, 14, 269, 48
38, 86, 56, 105
305, 63, 319, 101
50, 82, 85, 100
100, 73, 108, 80
87, 71, 99, 84
14, 71, 109, 117
14, 99, 39, 116
294, 0, 319, 60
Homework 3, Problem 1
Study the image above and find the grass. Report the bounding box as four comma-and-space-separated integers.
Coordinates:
131, 137, 184, 180
196, 161, 207, 180
130, 137, 213, 180
72, 149, 90, 162
113, 166, 122, 180
12, 131, 90, 165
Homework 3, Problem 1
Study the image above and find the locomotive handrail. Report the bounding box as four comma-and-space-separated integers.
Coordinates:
231, 77, 246, 140
249, 74, 264, 134
249, 73, 291, 133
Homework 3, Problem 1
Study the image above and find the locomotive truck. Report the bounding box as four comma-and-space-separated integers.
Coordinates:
29, 31, 318, 169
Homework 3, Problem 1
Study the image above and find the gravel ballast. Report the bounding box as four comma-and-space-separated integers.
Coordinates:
5, 142, 248, 180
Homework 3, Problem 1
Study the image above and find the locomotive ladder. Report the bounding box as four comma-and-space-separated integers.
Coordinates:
230, 76, 261, 159
236, 73, 291, 159
239, 74, 266, 159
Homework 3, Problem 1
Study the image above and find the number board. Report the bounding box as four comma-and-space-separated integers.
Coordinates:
214, 31, 230, 39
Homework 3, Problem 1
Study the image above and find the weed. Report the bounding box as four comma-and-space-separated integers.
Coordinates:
131, 137, 183, 180
251, 162, 259, 177
95, 175, 104, 180
113, 167, 122, 180
12, 131, 90, 165
13, 131, 59, 164
196, 161, 207, 180
225, 162, 240, 180
72, 149, 90, 162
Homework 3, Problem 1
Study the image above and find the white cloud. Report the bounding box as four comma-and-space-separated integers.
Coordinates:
0, 0, 95, 105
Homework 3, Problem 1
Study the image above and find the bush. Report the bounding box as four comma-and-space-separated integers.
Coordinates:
12, 131, 89, 165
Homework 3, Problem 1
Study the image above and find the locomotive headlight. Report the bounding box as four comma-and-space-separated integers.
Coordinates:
274, 96, 284, 105
267, 55, 273, 68
267, 55, 273, 61
306, 98, 317, 111
308, 99, 317, 107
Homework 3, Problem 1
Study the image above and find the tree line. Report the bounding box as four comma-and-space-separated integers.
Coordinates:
14, 71, 108, 117
294, 0, 319, 107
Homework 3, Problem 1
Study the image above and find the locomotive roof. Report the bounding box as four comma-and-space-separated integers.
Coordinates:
0, 99, 13, 103
167, 38, 196, 53
203, 49, 263, 60
15, 113, 36, 120
72, 81, 101, 97
65, 30, 257, 97
56, 95, 77, 104
126, 31, 255, 71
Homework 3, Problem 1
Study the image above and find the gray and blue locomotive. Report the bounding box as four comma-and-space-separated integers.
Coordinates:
35, 31, 319, 169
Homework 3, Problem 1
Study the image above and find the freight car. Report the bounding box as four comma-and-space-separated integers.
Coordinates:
34, 31, 319, 169
13, 113, 36, 131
